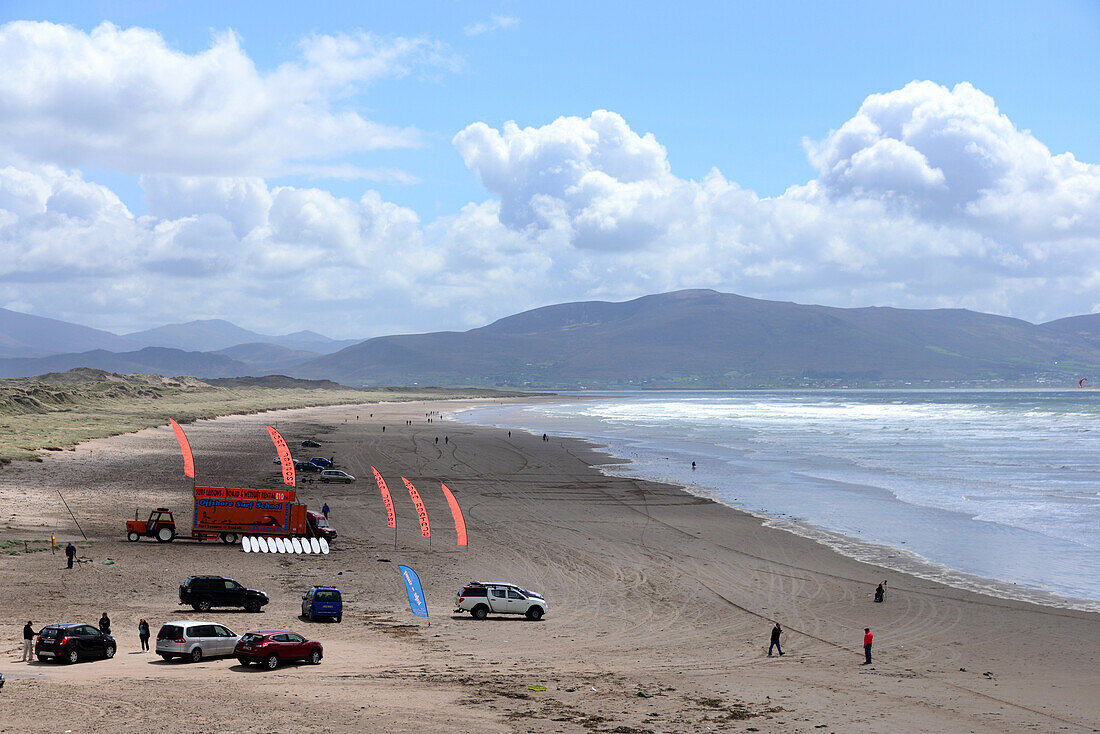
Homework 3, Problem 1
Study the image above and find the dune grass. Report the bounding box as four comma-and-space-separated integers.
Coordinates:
0, 369, 520, 465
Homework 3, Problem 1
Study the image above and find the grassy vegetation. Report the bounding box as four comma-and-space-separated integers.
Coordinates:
0, 368, 523, 464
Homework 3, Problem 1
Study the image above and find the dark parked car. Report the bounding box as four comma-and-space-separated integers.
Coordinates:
295, 459, 320, 473
179, 576, 269, 612
301, 440, 321, 448
235, 629, 322, 669
35, 623, 116, 664
309, 457, 334, 469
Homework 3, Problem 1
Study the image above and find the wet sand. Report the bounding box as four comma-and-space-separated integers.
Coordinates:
0, 400, 1097, 733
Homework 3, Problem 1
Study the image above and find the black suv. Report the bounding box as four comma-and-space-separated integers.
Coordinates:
35, 623, 116, 664
179, 576, 269, 612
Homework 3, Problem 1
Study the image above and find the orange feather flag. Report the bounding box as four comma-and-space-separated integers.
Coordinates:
402, 476, 431, 537
440, 482, 467, 546
169, 418, 195, 479
266, 425, 295, 487
371, 466, 397, 529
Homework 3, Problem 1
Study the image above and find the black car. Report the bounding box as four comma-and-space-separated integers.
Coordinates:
35, 623, 116, 664
294, 459, 320, 473
179, 576, 269, 612
301, 440, 321, 448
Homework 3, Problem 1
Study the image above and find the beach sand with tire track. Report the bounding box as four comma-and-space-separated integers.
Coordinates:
0, 399, 1097, 733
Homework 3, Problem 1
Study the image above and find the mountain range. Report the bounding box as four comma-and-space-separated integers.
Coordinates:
2, 290, 1099, 387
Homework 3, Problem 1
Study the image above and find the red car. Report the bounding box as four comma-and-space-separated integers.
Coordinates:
234, 629, 322, 669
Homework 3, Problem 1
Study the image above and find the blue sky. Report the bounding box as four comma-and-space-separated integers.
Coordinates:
0, 1, 1098, 336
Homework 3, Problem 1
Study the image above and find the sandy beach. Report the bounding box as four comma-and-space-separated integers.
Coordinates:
0, 399, 1097, 733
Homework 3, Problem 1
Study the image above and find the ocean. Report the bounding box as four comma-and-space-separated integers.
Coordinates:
456, 390, 1100, 610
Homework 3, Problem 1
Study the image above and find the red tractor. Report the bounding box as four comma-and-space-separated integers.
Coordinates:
126, 508, 177, 542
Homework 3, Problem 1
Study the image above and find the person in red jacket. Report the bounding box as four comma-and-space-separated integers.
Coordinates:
863, 628, 873, 665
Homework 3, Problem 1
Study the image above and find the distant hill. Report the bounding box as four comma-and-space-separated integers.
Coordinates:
213, 342, 321, 373
295, 290, 1100, 387
0, 308, 139, 358
0, 347, 253, 379
125, 319, 358, 354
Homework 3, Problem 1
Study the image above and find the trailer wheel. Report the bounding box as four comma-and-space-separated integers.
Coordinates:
221, 532, 238, 545
127, 531, 140, 542
156, 526, 175, 543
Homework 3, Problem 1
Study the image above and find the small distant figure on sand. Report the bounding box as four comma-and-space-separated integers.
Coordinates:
508, 431, 511, 438
138, 619, 150, 651
542, 434, 548, 442
322, 503, 330, 519
99, 613, 111, 635
692, 461, 696, 470
435, 437, 438, 444
768, 622, 784, 656
65, 542, 76, 569
863, 628, 873, 665
445, 436, 448, 444
874, 580, 886, 603
382, 426, 385, 432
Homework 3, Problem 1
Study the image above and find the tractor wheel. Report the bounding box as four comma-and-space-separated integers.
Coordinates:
156, 526, 175, 542
127, 531, 140, 542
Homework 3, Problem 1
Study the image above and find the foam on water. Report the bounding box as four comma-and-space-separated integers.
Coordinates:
457, 390, 1100, 610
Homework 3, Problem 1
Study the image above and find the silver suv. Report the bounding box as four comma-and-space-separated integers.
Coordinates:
455, 582, 548, 620
156, 620, 241, 662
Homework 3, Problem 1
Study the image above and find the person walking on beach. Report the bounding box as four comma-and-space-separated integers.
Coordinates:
863, 628, 873, 665
99, 613, 111, 636
65, 542, 75, 569
874, 581, 886, 603
768, 622, 784, 656
21, 621, 37, 662
322, 503, 330, 519
138, 619, 150, 651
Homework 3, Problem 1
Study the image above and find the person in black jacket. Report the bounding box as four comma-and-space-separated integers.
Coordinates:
65, 542, 76, 569
21, 621, 37, 662
768, 622, 784, 656
99, 613, 111, 635
138, 619, 150, 651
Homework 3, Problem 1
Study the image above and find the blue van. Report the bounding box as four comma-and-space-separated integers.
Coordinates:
302, 587, 342, 622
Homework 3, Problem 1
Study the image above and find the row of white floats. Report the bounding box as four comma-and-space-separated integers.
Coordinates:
242, 535, 329, 554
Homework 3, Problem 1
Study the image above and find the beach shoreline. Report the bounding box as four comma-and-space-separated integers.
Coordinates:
455, 393, 1100, 613
0, 398, 1097, 733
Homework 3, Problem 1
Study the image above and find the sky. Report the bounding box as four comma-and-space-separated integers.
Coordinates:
0, 1, 1098, 339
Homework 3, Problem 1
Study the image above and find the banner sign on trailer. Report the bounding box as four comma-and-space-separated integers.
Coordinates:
371, 467, 397, 529
195, 486, 295, 502
440, 483, 467, 546
169, 418, 195, 479
266, 425, 296, 487
398, 564, 429, 620
193, 495, 292, 534
402, 477, 431, 537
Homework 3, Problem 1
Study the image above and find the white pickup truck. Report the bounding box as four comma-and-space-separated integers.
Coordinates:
454, 581, 548, 620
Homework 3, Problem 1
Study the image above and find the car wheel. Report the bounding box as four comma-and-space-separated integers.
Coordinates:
104, 644, 116, 658
160, 653, 172, 661
190, 648, 203, 663
127, 531, 140, 542
245, 600, 261, 613
156, 526, 175, 542
66, 648, 79, 664
345, 479, 351, 484
525, 606, 544, 621
307, 610, 314, 621
264, 654, 279, 670
308, 649, 321, 665
37, 654, 48, 662
471, 605, 489, 620
321, 478, 329, 483
196, 599, 212, 612
336, 616, 342, 623
237, 657, 250, 666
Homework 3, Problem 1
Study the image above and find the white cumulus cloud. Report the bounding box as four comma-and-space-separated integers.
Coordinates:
0, 21, 452, 177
